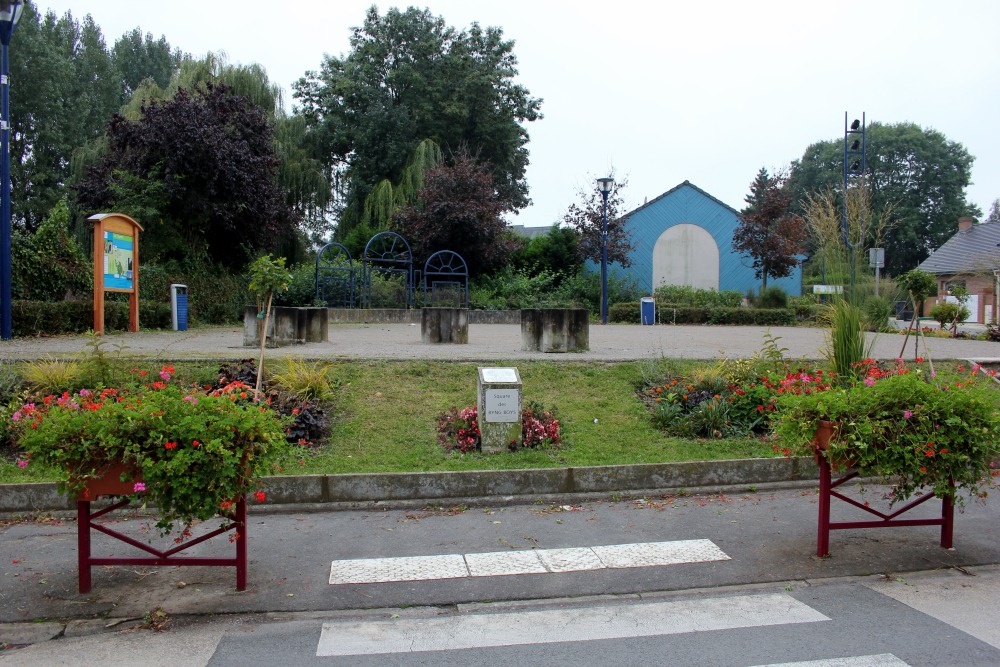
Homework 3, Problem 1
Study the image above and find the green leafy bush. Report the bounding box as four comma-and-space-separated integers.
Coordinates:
653, 285, 742, 308
757, 286, 788, 309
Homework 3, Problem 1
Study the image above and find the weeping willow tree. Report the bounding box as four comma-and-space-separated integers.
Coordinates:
360, 139, 443, 230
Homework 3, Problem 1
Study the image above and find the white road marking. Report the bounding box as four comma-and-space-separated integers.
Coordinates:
316, 592, 828, 656
328, 539, 730, 584
753, 655, 911, 667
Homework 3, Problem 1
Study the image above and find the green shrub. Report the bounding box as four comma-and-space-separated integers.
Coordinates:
652, 285, 741, 307
930, 301, 970, 329
608, 302, 641, 323
757, 286, 788, 309
863, 295, 896, 332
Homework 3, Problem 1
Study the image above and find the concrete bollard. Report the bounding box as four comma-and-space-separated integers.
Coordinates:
520, 308, 589, 352
421, 307, 469, 344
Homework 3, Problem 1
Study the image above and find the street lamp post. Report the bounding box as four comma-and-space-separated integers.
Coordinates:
596, 177, 614, 325
0, 0, 22, 341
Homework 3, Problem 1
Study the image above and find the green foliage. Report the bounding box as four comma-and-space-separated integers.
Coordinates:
12, 200, 91, 301
562, 173, 634, 267
471, 267, 639, 312
896, 269, 936, 303
271, 359, 338, 402
930, 301, 970, 329
21, 359, 85, 396
76, 83, 296, 269
392, 151, 514, 276
757, 286, 788, 309
248, 255, 292, 303
863, 294, 896, 332
512, 226, 583, 280
11, 377, 291, 533
652, 285, 742, 308
760, 329, 789, 371
774, 365, 1000, 503
294, 6, 542, 237
610, 304, 796, 326
789, 122, 976, 274
823, 299, 871, 384
273, 261, 323, 307
12, 300, 170, 336
733, 168, 805, 288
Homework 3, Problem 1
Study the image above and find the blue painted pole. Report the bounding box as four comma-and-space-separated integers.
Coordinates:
600, 189, 609, 325
1, 39, 10, 340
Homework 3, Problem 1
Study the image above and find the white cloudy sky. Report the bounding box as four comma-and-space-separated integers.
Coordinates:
37, 0, 1000, 228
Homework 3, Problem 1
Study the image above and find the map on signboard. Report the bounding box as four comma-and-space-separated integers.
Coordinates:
103, 231, 134, 290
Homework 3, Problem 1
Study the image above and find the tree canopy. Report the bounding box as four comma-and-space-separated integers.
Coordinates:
732, 168, 805, 289
293, 6, 542, 238
392, 151, 513, 276
787, 122, 977, 275
75, 83, 295, 268
562, 175, 634, 268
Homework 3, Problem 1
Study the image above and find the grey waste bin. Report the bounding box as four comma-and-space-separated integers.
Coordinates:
640, 297, 655, 325
170, 284, 188, 331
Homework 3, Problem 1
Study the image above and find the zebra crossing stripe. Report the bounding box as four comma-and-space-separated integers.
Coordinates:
752, 655, 910, 667
316, 591, 827, 656
328, 538, 729, 585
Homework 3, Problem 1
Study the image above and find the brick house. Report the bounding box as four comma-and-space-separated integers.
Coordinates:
916, 217, 1000, 324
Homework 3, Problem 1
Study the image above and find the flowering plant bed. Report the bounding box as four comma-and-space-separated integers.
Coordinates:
774, 360, 1000, 504
11, 367, 291, 534
436, 402, 561, 453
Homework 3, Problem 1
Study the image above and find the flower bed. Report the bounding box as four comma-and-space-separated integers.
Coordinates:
436, 402, 561, 453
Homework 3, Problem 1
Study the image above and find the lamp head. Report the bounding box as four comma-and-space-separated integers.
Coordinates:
596, 177, 614, 194
0, 0, 23, 46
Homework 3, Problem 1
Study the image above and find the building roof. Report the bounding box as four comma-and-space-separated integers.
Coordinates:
509, 224, 554, 240
622, 180, 740, 219
916, 222, 1000, 275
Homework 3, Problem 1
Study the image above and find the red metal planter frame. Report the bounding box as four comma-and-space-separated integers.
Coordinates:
816, 457, 954, 557
77, 491, 247, 594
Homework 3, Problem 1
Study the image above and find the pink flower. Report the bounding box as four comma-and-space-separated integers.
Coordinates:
182, 395, 198, 405
159, 370, 171, 381
864, 377, 876, 386
904, 410, 913, 419
133, 482, 146, 492
16, 459, 28, 469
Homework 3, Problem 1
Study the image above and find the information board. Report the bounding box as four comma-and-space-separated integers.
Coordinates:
103, 230, 134, 290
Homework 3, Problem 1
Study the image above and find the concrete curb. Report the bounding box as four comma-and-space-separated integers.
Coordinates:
0, 457, 818, 514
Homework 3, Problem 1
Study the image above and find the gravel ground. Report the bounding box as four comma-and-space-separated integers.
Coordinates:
0, 322, 997, 362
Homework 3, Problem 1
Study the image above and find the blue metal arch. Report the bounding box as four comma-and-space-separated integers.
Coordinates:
315, 242, 354, 307
423, 250, 468, 307
362, 231, 414, 308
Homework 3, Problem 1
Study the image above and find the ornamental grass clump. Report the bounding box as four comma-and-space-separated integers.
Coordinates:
11, 367, 292, 533
774, 361, 1000, 504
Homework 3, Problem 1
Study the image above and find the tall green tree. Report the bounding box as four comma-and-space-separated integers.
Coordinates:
732, 168, 805, 289
787, 122, 977, 275
562, 175, 634, 267
392, 151, 512, 276
111, 28, 182, 106
74, 83, 295, 269
10, 3, 120, 230
293, 5, 542, 238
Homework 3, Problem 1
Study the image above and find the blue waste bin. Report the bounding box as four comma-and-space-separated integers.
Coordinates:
640, 297, 655, 325
170, 284, 188, 331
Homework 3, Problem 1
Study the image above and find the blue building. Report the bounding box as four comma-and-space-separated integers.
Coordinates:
617, 180, 802, 297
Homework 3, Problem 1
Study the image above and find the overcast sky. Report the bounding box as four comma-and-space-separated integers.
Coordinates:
36, 0, 1000, 229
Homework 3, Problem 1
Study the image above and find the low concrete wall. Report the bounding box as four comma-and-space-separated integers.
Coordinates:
0, 458, 819, 513
243, 306, 328, 347
328, 309, 521, 325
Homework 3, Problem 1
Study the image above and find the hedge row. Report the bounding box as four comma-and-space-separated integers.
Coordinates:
12, 300, 173, 337
608, 302, 797, 326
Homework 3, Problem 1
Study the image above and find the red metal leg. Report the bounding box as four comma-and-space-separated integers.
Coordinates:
236, 495, 247, 591
77, 500, 92, 594
817, 458, 831, 557
941, 492, 954, 548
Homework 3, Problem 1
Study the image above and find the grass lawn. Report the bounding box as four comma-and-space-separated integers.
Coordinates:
0, 359, 778, 483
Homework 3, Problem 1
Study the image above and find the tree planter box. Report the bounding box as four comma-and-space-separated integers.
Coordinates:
520, 308, 589, 352
76, 463, 248, 593
421, 307, 469, 344
243, 306, 328, 347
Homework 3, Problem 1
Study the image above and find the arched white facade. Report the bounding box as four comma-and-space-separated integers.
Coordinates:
652, 223, 719, 290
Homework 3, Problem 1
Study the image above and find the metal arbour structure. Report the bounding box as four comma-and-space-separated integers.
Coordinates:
422, 250, 468, 307
362, 231, 414, 309
313, 232, 470, 309
314, 242, 355, 308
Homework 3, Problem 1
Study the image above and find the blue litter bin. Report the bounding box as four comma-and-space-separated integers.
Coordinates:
170, 284, 188, 331
640, 297, 655, 325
